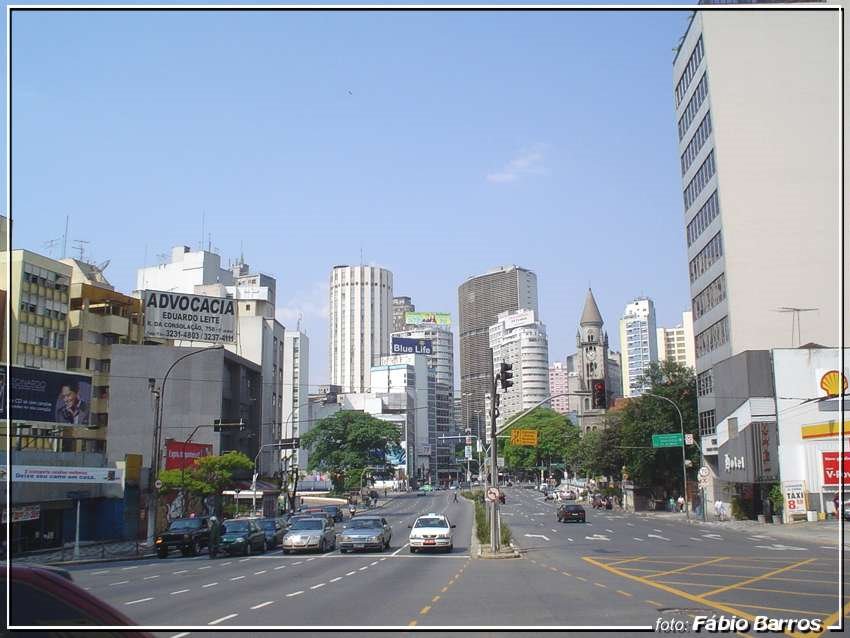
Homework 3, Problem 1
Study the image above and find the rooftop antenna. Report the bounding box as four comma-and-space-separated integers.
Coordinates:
774, 307, 819, 347
156, 252, 169, 265
360, 244, 364, 267
200, 211, 205, 251
208, 232, 212, 253
42, 238, 61, 258
71, 239, 90, 262
297, 312, 302, 333
62, 215, 69, 258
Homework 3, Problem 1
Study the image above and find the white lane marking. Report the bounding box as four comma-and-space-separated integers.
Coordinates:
690, 537, 702, 542
634, 537, 645, 542
124, 597, 154, 605
306, 557, 316, 562
92, 570, 109, 575
330, 577, 343, 583
230, 576, 245, 581
567, 538, 574, 542
121, 566, 139, 571
208, 613, 238, 625
754, 544, 808, 551
286, 590, 304, 597
239, 558, 251, 563
606, 529, 615, 534
202, 582, 218, 588
358, 566, 369, 571
310, 583, 326, 589
749, 535, 768, 539
254, 570, 267, 575
391, 543, 409, 556
653, 529, 663, 533
585, 534, 610, 541
171, 633, 191, 638
221, 561, 232, 566
198, 566, 211, 570
370, 560, 379, 566
524, 533, 550, 541
143, 575, 160, 580
380, 557, 387, 561
250, 601, 275, 610
551, 529, 559, 533
173, 570, 188, 574
648, 534, 671, 541
626, 523, 634, 527
109, 580, 129, 586
702, 533, 723, 540
274, 565, 286, 570
170, 589, 190, 595
293, 561, 303, 565
346, 571, 357, 576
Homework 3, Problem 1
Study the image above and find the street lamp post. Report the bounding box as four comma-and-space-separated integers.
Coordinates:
147, 345, 224, 544
644, 392, 689, 520
252, 442, 286, 517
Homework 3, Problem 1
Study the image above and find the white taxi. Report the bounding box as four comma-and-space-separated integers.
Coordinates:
408, 513, 455, 553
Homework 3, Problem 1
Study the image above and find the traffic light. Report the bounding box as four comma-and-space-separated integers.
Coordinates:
591, 380, 606, 409
500, 362, 514, 391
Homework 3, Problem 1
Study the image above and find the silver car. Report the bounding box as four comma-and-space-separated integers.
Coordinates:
337, 516, 392, 553
282, 517, 336, 554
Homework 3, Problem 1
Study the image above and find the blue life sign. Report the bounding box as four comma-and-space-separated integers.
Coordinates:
391, 337, 433, 355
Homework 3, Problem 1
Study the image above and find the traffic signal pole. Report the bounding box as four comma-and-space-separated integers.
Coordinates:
490, 369, 500, 553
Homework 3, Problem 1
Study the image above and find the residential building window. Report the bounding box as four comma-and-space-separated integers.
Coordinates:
674, 35, 705, 107
698, 409, 716, 437
678, 73, 709, 140
683, 151, 715, 210
695, 316, 729, 358
692, 273, 727, 320
689, 231, 723, 283
681, 111, 712, 175
686, 190, 720, 247
697, 370, 713, 397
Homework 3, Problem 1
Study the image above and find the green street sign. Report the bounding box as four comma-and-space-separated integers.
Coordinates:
652, 433, 684, 448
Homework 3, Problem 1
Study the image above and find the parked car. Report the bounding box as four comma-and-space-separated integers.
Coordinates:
408, 513, 456, 553
217, 518, 267, 556
257, 517, 286, 549
4, 564, 155, 633
843, 500, 850, 521
282, 517, 336, 553
338, 515, 392, 553
557, 503, 586, 523
155, 516, 209, 558
323, 505, 344, 523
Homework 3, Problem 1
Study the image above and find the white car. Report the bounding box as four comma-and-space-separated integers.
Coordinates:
408, 513, 456, 553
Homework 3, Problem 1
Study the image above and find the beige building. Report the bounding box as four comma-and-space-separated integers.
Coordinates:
656, 310, 695, 370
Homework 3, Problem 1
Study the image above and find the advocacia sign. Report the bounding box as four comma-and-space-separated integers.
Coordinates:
144, 290, 236, 344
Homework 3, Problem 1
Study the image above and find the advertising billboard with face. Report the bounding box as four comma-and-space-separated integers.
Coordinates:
10, 366, 92, 426
404, 311, 451, 326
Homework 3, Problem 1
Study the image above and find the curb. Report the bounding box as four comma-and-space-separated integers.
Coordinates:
14, 553, 157, 567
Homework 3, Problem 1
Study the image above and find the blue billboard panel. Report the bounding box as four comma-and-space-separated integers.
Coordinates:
391, 337, 433, 355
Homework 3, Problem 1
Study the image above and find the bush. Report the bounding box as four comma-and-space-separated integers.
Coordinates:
471, 495, 512, 547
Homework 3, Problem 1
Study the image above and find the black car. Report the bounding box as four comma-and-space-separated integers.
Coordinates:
323, 505, 344, 523
155, 517, 209, 558
257, 517, 286, 549
217, 518, 267, 556
557, 504, 586, 523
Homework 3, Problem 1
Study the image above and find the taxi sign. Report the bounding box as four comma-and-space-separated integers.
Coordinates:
510, 429, 538, 446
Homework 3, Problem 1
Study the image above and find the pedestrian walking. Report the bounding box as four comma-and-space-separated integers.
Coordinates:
208, 516, 221, 559
714, 499, 723, 521
833, 493, 840, 518
677, 495, 685, 513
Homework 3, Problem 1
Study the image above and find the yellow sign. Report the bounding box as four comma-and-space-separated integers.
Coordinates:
510, 429, 538, 446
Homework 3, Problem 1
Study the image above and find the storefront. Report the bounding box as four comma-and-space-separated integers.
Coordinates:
774, 347, 848, 520
716, 420, 779, 519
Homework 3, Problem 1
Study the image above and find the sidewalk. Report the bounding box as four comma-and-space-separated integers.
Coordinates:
11, 539, 154, 566
634, 510, 848, 547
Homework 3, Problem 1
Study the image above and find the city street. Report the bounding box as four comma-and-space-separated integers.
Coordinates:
62, 488, 849, 632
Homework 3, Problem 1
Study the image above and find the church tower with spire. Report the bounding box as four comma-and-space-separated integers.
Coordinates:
572, 288, 611, 431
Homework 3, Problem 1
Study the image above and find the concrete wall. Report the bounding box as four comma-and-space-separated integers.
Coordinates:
712, 350, 773, 423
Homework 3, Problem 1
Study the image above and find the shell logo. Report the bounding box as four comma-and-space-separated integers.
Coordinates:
819, 370, 848, 397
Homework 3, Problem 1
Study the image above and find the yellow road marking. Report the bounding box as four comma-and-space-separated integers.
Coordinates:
703, 558, 816, 597
708, 601, 829, 617
647, 556, 729, 578
792, 599, 850, 638
607, 557, 647, 567
655, 579, 728, 588
594, 582, 607, 588
734, 585, 850, 598
420, 605, 431, 615
441, 586, 448, 592
408, 620, 418, 627
432, 595, 440, 603
617, 590, 633, 597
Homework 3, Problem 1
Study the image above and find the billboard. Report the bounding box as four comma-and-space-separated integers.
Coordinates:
391, 337, 433, 355
10, 366, 92, 426
8, 465, 123, 484
404, 311, 451, 326
822, 452, 850, 485
502, 309, 535, 330
143, 290, 236, 344
165, 440, 214, 470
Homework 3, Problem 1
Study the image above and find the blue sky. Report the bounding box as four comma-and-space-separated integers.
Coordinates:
9, 6, 699, 388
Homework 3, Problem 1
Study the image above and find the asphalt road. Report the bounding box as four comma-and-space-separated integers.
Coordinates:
58, 487, 849, 634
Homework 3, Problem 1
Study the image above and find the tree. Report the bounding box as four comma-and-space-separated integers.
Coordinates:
299, 410, 402, 493
500, 408, 579, 480
157, 450, 254, 515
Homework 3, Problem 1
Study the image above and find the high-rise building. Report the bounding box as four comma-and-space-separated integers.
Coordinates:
548, 361, 570, 415
672, 11, 840, 454
657, 310, 696, 369
136, 245, 234, 295
618, 297, 659, 397
283, 330, 309, 469
392, 322, 454, 483
458, 265, 538, 442
489, 309, 550, 430
329, 265, 393, 393
392, 296, 415, 333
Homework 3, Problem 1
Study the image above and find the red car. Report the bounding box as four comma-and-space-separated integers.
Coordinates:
2, 563, 153, 633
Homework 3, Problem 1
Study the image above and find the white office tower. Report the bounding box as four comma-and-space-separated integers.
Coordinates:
283, 330, 310, 469
489, 309, 550, 430
672, 11, 840, 452
657, 311, 696, 369
392, 322, 454, 485
329, 265, 393, 393
618, 298, 659, 397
